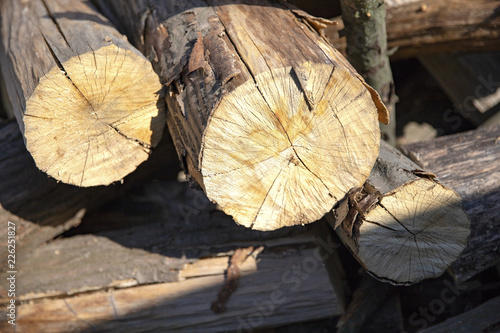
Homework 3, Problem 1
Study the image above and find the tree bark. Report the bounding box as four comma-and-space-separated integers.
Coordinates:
402, 124, 500, 283
339, 0, 397, 145
94, 0, 389, 231
0, 0, 165, 187
329, 141, 470, 285
327, 0, 500, 60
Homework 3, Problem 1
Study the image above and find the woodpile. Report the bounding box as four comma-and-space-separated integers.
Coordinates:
1, 0, 499, 331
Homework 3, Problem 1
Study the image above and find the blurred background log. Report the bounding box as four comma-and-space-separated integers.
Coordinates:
419, 52, 500, 127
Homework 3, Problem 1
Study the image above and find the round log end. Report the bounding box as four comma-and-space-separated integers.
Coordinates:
358, 179, 471, 285
24, 45, 165, 187
201, 63, 380, 231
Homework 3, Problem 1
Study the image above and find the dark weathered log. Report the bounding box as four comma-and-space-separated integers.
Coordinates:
339, 0, 397, 144
0, 0, 165, 186
6, 247, 339, 333
330, 140, 470, 285
419, 52, 500, 127
419, 295, 500, 333
402, 124, 500, 283
0, 182, 341, 332
0, 121, 177, 227
95, 0, 389, 231
326, 0, 500, 60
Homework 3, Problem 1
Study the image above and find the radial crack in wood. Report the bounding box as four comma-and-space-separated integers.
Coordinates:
0, 0, 165, 187
332, 141, 470, 285
201, 63, 380, 230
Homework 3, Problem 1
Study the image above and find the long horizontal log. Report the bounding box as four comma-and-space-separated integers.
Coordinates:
94, 0, 389, 231
402, 124, 500, 283
7, 248, 339, 333
326, 0, 500, 60
0, 0, 165, 186
329, 140, 470, 285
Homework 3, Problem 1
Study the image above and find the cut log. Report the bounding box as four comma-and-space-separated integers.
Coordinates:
339, 0, 397, 145
0, 0, 165, 186
6, 248, 339, 333
402, 124, 500, 283
94, 0, 389, 231
326, 0, 500, 60
329, 141, 471, 285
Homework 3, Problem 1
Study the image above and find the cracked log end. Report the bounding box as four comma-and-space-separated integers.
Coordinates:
24, 45, 164, 187
201, 63, 380, 231
356, 179, 470, 285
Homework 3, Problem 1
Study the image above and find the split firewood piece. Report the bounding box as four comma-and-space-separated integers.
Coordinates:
0, 0, 165, 187
94, 0, 389, 230
328, 141, 471, 285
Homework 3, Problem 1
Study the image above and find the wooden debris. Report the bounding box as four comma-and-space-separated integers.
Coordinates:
0, 0, 165, 186
95, 0, 388, 231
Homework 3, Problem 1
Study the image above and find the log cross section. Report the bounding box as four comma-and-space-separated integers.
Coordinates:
96, 0, 389, 230
0, 0, 165, 186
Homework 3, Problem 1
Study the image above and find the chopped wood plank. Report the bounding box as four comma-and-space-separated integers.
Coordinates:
419, 295, 500, 333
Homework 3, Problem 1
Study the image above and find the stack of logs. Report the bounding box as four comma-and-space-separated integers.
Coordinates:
0, 0, 498, 331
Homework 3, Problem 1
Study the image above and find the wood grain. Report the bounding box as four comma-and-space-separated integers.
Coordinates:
94, 0, 388, 231
0, 0, 165, 186
402, 124, 500, 283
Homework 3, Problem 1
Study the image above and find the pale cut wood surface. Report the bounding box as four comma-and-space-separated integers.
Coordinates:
402, 124, 500, 283
326, 0, 500, 60
95, 0, 388, 231
332, 141, 470, 285
0, 0, 165, 186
